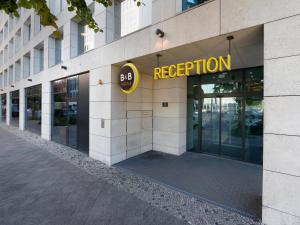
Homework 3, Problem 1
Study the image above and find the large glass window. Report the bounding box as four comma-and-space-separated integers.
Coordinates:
52, 76, 78, 149
182, 0, 209, 11
1, 94, 6, 123
187, 67, 263, 164
26, 85, 42, 135
11, 90, 19, 127
118, 0, 152, 37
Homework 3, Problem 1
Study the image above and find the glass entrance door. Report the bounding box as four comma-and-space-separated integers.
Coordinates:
219, 97, 243, 160
187, 67, 263, 164
201, 97, 220, 155
201, 97, 243, 160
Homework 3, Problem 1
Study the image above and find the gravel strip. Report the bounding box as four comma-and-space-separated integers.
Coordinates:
2, 125, 262, 225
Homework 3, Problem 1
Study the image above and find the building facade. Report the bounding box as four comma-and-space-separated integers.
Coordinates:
0, 0, 300, 224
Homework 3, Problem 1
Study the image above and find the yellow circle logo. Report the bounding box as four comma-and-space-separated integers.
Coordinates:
119, 63, 140, 94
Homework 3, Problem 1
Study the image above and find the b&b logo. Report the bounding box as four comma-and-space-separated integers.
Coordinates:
119, 63, 140, 94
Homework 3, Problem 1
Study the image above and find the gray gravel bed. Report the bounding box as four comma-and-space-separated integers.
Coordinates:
2, 125, 262, 225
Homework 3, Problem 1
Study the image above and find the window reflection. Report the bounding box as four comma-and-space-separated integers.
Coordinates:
52, 76, 78, 149
183, 0, 209, 10
1, 93, 6, 123
11, 90, 19, 127
26, 85, 42, 135
245, 97, 263, 164
187, 67, 264, 165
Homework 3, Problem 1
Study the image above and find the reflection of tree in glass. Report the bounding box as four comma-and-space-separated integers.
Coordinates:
213, 83, 239, 93
229, 98, 242, 137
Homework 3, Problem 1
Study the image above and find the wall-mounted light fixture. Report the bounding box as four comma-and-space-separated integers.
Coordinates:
10, 85, 14, 88
27, 78, 32, 82
61, 65, 67, 70
98, 80, 104, 85
156, 29, 165, 38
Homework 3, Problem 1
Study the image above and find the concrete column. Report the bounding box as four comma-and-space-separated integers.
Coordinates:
19, 88, 25, 130
6, 92, 10, 126
262, 14, 300, 225
89, 65, 114, 166
41, 81, 51, 140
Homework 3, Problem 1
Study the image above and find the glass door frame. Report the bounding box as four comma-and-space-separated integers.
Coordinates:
189, 67, 263, 163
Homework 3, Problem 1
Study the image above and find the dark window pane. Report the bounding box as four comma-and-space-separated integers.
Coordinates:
52, 75, 79, 149
11, 90, 19, 127
200, 71, 243, 94
245, 67, 264, 93
182, 0, 208, 10
1, 94, 6, 123
26, 85, 42, 135
244, 97, 263, 164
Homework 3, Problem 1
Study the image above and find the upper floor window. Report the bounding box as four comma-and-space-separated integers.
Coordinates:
119, 0, 152, 37
0, 73, 3, 89
0, 29, 3, 45
9, 16, 14, 33
15, 29, 21, 54
15, 59, 21, 82
4, 22, 8, 40
49, 28, 63, 67
34, 13, 42, 34
23, 17, 31, 45
34, 42, 44, 74
70, 18, 95, 58
182, 0, 209, 11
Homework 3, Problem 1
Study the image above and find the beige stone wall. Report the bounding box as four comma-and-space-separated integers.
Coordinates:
153, 77, 187, 155
263, 14, 300, 225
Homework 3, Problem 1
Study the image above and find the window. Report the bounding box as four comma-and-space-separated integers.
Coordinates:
34, 13, 42, 34
182, 0, 209, 11
4, 22, 8, 40
11, 90, 20, 127
70, 19, 95, 57
15, 29, 21, 54
9, 65, 14, 85
0, 51, 3, 67
15, 60, 21, 82
9, 16, 14, 33
3, 69, 8, 87
23, 17, 31, 45
9, 38, 14, 59
4, 45, 8, 64
25, 84, 42, 135
119, 0, 152, 36
23, 52, 31, 78
0, 29, 3, 45
1, 93, 6, 123
34, 42, 44, 74
0, 72, 3, 89
49, 29, 63, 67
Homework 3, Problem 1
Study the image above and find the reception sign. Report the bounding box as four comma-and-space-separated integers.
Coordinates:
154, 54, 231, 80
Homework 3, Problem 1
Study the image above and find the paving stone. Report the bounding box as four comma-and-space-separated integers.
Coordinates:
0, 125, 262, 225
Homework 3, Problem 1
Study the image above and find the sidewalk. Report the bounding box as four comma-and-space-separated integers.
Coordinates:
0, 127, 186, 225
0, 126, 261, 225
